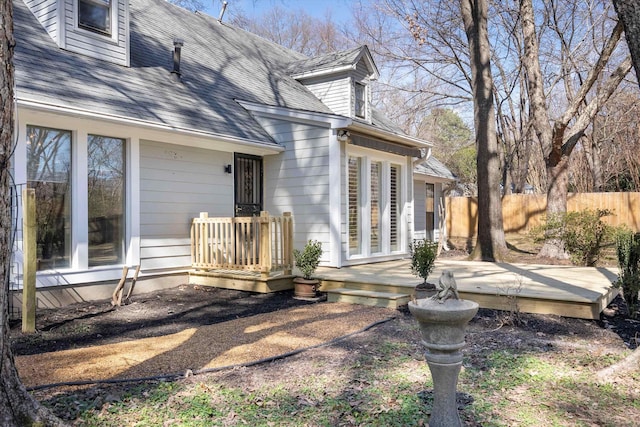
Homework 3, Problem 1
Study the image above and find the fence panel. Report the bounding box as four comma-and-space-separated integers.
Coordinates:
447, 192, 640, 239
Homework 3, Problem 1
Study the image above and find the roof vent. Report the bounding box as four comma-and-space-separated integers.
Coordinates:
218, 1, 228, 22
171, 38, 184, 81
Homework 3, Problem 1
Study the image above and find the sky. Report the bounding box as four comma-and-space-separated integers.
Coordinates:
204, 0, 359, 23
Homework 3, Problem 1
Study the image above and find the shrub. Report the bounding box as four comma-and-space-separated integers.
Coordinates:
615, 229, 640, 318
532, 209, 614, 266
293, 240, 323, 280
410, 239, 438, 284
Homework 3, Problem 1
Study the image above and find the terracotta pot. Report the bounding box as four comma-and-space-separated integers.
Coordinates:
293, 277, 318, 298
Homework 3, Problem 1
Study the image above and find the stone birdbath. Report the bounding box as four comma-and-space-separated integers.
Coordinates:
408, 271, 479, 427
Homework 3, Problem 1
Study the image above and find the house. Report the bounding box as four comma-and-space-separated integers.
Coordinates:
414, 156, 456, 241
11, 0, 454, 305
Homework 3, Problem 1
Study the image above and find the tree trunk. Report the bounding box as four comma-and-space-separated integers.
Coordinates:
520, 0, 630, 258
0, 1, 65, 425
538, 154, 571, 259
613, 0, 640, 82
460, 0, 508, 262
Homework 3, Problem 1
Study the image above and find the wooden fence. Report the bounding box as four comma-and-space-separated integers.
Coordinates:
446, 192, 640, 239
191, 211, 293, 277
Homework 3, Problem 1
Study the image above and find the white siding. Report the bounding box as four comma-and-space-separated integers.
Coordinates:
25, 0, 60, 42
62, 0, 129, 66
139, 140, 233, 270
260, 118, 333, 264
302, 75, 351, 117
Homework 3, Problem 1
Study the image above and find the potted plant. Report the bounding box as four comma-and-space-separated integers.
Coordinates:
293, 239, 323, 298
410, 238, 438, 299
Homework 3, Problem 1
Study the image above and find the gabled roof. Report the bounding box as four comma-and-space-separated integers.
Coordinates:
287, 45, 380, 80
14, 0, 414, 149
414, 156, 457, 182
14, 0, 333, 146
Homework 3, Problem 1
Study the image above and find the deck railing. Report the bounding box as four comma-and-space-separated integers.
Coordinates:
191, 211, 293, 277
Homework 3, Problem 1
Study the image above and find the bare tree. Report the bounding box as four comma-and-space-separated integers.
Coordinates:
571, 90, 640, 192
229, 6, 350, 57
613, 0, 640, 80
520, 0, 633, 258
460, 0, 508, 261
0, 1, 64, 425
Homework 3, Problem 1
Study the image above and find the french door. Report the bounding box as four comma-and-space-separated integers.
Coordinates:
348, 153, 402, 258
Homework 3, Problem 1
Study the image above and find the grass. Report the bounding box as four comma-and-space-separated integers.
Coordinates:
36, 313, 640, 427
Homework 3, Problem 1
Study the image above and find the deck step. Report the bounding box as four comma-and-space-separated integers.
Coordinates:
327, 287, 411, 309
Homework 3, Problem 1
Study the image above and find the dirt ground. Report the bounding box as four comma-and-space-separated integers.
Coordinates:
9, 284, 639, 384
8, 237, 639, 424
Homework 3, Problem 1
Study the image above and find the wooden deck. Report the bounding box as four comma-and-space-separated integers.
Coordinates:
317, 259, 620, 320
189, 269, 295, 294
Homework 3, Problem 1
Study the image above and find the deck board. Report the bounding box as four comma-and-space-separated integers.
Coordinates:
316, 259, 619, 320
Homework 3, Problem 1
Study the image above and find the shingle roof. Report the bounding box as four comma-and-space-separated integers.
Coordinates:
414, 156, 457, 181
14, 0, 334, 145
287, 45, 367, 76
13, 0, 424, 150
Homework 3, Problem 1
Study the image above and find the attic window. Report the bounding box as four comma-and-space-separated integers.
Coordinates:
78, 0, 112, 35
354, 82, 366, 119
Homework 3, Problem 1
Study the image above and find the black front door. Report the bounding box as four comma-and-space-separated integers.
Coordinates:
234, 153, 263, 217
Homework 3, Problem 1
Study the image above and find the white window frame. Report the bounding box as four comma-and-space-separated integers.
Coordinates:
17, 113, 137, 285
346, 146, 406, 261
75, 0, 118, 41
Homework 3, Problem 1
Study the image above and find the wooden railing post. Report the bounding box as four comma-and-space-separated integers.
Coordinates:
283, 212, 293, 275
22, 188, 36, 333
259, 211, 272, 278
200, 212, 209, 266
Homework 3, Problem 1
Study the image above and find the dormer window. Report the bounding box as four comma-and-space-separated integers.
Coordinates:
354, 82, 366, 119
78, 0, 112, 35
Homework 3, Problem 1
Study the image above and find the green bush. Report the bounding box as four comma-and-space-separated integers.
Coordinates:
615, 229, 640, 318
532, 209, 614, 266
410, 239, 438, 284
293, 240, 323, 279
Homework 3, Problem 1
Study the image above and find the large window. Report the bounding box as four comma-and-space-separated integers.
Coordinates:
27, 126, 72, 270
88, 135, 125, 266
26, 126, 128, 271
78, 0, 112, 35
